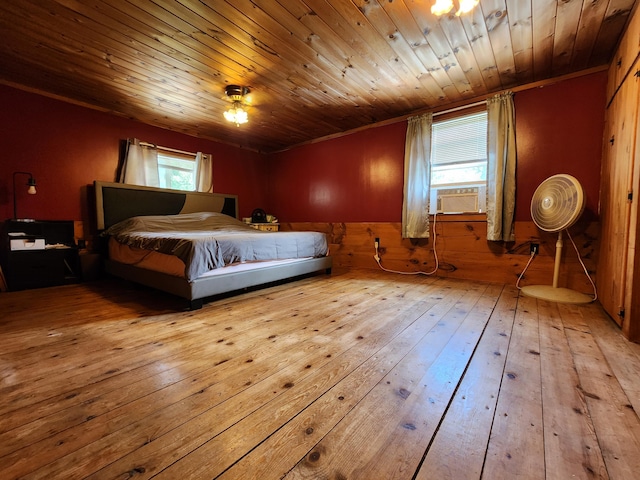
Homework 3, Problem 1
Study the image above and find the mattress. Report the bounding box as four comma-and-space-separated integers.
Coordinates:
108, 238, 315, 279
105, 212, 329, 281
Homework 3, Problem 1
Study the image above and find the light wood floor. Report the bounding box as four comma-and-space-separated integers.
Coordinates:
2, 269, 640, 479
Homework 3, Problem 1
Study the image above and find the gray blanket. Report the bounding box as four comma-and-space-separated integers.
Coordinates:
105, 212, 328, 281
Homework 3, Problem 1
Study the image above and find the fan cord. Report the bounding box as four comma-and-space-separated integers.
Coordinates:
374, 216, 597, 301
566, 229, 598, 301
374, 213, 439, 276
515, 229, 598, 301
516, 250, 537, 290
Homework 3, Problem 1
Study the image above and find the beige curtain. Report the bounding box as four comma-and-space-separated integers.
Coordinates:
486, 92, 516, 242
119, 138, 159, 187
402, 113, 433, 238
195, 152, 213, 193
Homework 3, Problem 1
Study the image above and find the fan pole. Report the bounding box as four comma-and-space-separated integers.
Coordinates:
521, 228, 592, 304
552, 231, 563, 288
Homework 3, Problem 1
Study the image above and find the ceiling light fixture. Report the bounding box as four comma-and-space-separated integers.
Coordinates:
431, 0, 479, 16
223, 85, 250, 127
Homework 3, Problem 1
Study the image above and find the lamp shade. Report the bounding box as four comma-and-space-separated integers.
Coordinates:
223, 85, 250, 126
431, 0, 479, 16
27, 177, 37, 194
224, 103, 248, 126
13, 171, 37, 220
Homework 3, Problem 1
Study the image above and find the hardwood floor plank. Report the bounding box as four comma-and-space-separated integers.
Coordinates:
282, 283, 500, 479
415, 285, 518, 479
536, 299, 608, 478
188, 278, 475, 480
581, 303, 640, 416
482, 294, 545, 479
1, 271, 639, 479
99, 277, 453, 479
559, 303, 640, 479
0, 276, 394, 457
8, 275, 440, 478
339, 283, 507, 480
1, 274, 406, 473
0, 272, 369, 419
1, 310, 287, 419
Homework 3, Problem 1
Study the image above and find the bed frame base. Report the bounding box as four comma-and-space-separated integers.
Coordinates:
95, 181, 332, 309
105, 256, 333, 309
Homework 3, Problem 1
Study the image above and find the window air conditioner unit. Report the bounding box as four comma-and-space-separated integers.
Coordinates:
436, 187, 480, 213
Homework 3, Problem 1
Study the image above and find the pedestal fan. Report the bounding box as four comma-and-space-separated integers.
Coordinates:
520, 174, 593, 304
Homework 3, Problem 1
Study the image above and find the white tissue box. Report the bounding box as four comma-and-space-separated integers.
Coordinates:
10, 238, 46, 251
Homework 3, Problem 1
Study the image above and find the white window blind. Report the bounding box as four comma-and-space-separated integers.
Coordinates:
431, 111, 487, 166
431, 111, 487, 187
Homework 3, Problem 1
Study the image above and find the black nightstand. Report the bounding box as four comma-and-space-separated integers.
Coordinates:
1, 220, 81, 291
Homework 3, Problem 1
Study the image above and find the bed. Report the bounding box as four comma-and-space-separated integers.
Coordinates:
94, 181, 332, 309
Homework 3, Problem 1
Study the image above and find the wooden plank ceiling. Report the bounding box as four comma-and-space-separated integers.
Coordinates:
0, 0, 637, 153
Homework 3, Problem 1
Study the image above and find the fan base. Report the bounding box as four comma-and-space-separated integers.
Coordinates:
521, 285, 592, 304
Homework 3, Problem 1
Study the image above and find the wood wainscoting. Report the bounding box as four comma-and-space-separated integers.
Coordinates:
1, 268, 638, 479
282, 216, 599, 295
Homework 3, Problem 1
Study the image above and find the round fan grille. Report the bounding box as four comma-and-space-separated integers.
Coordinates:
530, 174, 585, 232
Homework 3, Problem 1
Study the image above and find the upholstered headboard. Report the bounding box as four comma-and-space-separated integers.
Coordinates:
94, 181, 238, 230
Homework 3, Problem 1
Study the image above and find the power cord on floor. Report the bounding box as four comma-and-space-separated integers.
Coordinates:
515, 228, 598, 301
566, 229, 598, 301
516, 250, 536, 290
374, 213, 439, 276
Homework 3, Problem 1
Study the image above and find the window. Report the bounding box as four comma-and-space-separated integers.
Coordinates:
429, 111, 488, 214
157, 150, 198, 191
121, 139, 212, 192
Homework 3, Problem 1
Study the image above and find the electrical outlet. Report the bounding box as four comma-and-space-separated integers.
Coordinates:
375, 237, 380, 248
530, 243, 539, 255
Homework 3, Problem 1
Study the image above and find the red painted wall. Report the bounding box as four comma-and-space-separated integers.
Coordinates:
0, 85, 267, 226
266, 123, 407, 222
267, 71, 607, 223
1, 71, 606, 229
514, 72, 606, 221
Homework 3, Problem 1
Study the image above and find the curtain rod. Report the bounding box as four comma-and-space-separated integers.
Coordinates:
139, 141, 196, 157
432, 100, 487, 117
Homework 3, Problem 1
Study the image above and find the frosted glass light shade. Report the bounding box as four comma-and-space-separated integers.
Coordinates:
224, 103, 248, 126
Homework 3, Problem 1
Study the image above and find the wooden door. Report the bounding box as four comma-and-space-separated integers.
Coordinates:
597, 69, 639, 329
623, 69, 640, 340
